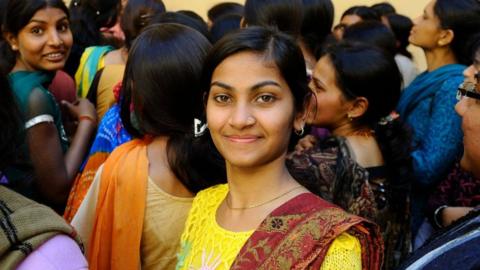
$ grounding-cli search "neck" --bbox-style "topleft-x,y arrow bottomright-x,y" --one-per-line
330,120 -> 371,137
424,47 -> 457,72
226,153 -> 299,209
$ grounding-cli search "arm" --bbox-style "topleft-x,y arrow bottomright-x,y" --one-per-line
411,78 -> 463,188
27,89 -> 96,205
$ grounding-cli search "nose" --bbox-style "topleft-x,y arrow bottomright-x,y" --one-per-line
228,102 -> 256,129
47,30 -> 63,47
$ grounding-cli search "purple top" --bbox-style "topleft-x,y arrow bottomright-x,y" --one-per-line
16,235 -> 88,270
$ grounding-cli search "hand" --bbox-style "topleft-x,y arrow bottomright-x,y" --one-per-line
294,134 -> 317,153
61,98 -> 97,122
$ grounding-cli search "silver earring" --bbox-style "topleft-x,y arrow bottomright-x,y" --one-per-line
295,126 -> 305,136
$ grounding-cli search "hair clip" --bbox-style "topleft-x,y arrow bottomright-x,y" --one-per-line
378,111 -> 399,126
194,118 -> 208,137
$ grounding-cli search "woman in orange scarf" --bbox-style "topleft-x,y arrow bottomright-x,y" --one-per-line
71,23 -> 223,269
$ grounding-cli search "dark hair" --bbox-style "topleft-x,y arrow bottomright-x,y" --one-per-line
203,27 -> 310,152
341,5 -> 380,22
370,2 -> 396,17
64,0 -> 119,75
434,0 -> 480,65
207,2 -> 244,23
301,0 -> 334,59
120,0 -> 165,49
177,10 -> 207,26
0,0 -> 69,72
120,23 -> 216,192
469,33 -> 480,61
210,13 -> 242,43
323,42 -> 412,210
343,21 -> 396,56
150,11 -> 211,41
386,13 -> 413,59
69,0 -> 119,46
0,72 -> 23,171
244,0 -> 303,37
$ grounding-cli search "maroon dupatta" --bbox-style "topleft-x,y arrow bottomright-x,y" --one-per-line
231,193 -> 383,270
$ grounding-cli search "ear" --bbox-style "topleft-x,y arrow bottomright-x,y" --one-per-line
437,29 -> 454,47
240,17 -> 247,28
347,97 -> 369,119
4,32 -> 19,51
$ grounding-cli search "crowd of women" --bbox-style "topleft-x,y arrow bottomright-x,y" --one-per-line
0,0 -> 479,269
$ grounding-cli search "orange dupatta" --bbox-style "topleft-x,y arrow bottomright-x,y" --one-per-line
87,139 -> 149,270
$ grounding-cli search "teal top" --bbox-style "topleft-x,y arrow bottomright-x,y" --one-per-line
5,71 -> 69,200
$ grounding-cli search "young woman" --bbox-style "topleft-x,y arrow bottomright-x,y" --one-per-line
288,42 -> 412,269
1,0 -> 96,211
176,27 -> 382,270
71,23 -> 221,270
396,0 -> 480,237
64,8 -> 215,222
0,70 -> 87,269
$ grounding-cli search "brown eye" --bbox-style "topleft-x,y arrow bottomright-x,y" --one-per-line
31,27 -> 43,35
213,94 -> 231,104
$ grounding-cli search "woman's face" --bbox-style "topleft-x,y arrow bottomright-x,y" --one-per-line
409,0 -> 445,49
7,7 -> 72,72
455,49 -> 480,177
206,51 -> 304,169
307,55 -> 352,130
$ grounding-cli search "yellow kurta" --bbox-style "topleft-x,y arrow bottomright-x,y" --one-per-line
176,184 -> 361,270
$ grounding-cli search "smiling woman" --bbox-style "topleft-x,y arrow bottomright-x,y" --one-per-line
0,0 -> 96,212
176,27 -> 383,270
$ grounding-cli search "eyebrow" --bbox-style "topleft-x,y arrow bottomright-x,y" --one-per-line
210,80 -> 282,92
29,16 -> 68,24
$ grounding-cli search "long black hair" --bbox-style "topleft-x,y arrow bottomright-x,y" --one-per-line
434,0 -> 480,65
0,0 -> 69,72
0,71 -> 23,171
120,23 -> 222,192
323,42 -> 412,210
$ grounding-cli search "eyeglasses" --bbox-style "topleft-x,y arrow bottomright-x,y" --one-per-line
457,81 -> 480,101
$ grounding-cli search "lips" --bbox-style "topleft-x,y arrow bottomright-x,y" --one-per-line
224,135 -> 261,143
43,51 -> 66,61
